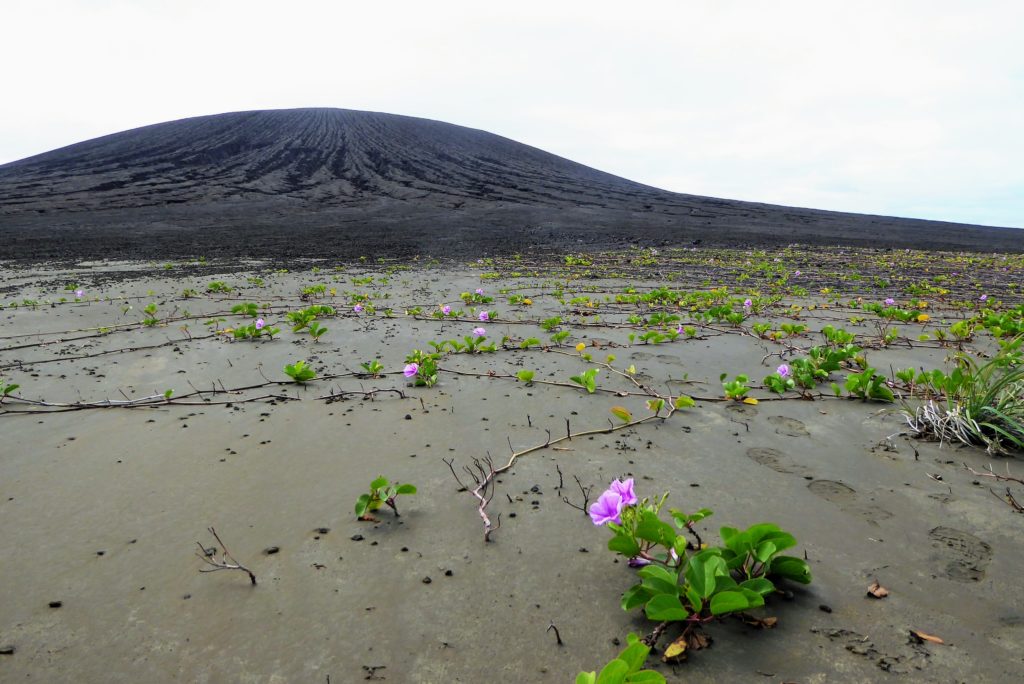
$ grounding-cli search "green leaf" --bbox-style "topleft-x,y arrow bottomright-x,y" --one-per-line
369,476 -> 388,491
354,493 -> 370,517
638,566 -> 679,596
620,584 -> 653,612
596,658 -> 629,684
625,672 -> 666,684
673,395 -> 695,409
616,640 -> 650,673
709,590 -> 754,616
770,555 -> 813,584
754,541 -> 777,564
740,577 -> 776,596
686,551 -> 726,599
684,587 -> 703,613
608,533 -> 641,558
635,509 -> 676,546
644,594 -> 689,622
394,483 -> 417,495
516,369 -> 535,383
576,673 -> 597,684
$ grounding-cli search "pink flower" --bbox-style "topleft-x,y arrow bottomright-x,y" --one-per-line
442,305 -> 451,315
777,364 -> 790,378
743,298 -> 752,309
794,270 -> 801,277
980,294 -> 988,302
676,324 -> 684,334
475,288 -> 484,295
473,327 -> 486,337
589,490 -> 624,526
403,363 -> 418,378
353,304 -> 363,313
74,289 -> 83,299
884,298 -> 895,306
255,318 -> 265,330
608,478 -> 638,506
478,311 -> 489,322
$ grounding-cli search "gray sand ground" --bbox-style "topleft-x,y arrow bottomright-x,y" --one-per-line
1,255 -> 1023,682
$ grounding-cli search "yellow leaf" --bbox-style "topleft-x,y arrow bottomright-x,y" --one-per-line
743,397 -> 759,405
575,342 -> 586,352
610,406 -> 632,422
627,365 -> 636,374
522,298 -> 532,306
662,635 -> 687,661
917,313 -> 930,323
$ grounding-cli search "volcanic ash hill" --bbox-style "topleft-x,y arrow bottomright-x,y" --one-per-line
0,108 -> 1018,258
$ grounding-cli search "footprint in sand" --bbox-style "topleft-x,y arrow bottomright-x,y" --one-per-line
630,351 -> 653,361
727,403 -> 758,418
768,415 -> 810,437
808,479 -> 894,523
929,526 -> 992,582
746,447 -> 814,477
808,479 -> 857,503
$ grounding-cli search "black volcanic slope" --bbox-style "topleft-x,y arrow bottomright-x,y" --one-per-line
0,108 -> 1019,259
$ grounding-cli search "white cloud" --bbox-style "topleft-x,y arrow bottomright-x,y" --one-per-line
1,0 -> 1021,227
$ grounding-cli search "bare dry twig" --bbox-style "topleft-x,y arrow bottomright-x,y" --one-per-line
195,526 -> 257,585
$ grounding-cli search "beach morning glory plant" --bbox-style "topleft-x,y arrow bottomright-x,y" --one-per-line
587,479 -> 812,666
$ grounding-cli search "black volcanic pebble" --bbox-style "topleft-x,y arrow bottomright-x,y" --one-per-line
263,546 -> 280,555
0,645 -> 15,655
350,534 -> 364,541
48,601 -> 62,608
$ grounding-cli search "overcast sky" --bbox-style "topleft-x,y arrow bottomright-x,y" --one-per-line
2,0 -> 1021,228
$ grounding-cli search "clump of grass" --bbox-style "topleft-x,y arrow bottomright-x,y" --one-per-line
907,338 -> 1024,454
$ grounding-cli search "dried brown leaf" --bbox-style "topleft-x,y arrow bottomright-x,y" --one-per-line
867,580 -> 890,598
739,613 -> 778,628
909,629 -> 944,644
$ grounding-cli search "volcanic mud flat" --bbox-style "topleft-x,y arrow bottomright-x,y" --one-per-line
1,247 -> 1023,682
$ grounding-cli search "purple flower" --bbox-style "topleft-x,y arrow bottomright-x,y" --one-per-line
589,490 -> 624,526
980,294 -> 988,302
74,289 -> 83,299
473,326 -> 486,337
794,270 -> 801,277
884,298 -> 895,306
608,478 -> 638,506
442,305 -> 451,315
353,304 -> 363,313
255,318 -> 265,330
743,298 -> 752,309
478,311 -> 489,322
676,324 -> 684,334
628,557 -> 652,568
403,363 -> 419,378
777,364 -> 790,378
475,288 -> 484,295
